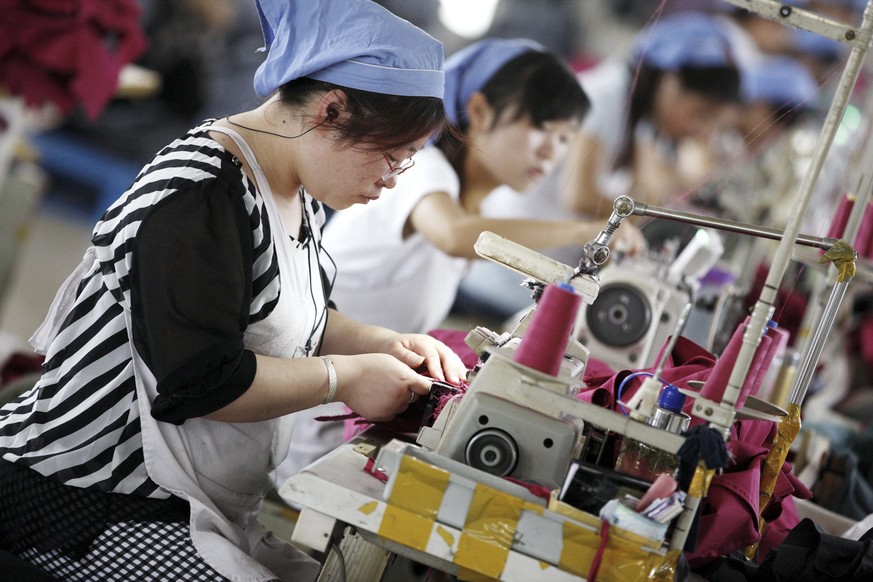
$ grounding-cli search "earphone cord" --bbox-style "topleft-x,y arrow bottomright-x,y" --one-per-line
225,114 -> 330,140
302,192 -> 336,356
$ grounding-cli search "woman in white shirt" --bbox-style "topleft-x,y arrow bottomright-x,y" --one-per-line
323,37 -> 645,334
274,38 -> 646,484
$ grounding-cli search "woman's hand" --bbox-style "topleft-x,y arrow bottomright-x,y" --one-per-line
379,333 -> 468,386
330,353 -> 441,421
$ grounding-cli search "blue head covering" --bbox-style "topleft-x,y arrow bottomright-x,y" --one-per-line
443,38 -> 545,126
742,56 -> 818,109
792,29 -> 846,62
253,0 -> 444,99
632,12 -> 735,69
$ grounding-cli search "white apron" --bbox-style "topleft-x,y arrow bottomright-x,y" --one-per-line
32,126 -> 326,581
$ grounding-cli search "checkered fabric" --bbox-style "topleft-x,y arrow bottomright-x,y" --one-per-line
0,460 -> 189,559
20,521 -> 236,581
0,461 -> 281,580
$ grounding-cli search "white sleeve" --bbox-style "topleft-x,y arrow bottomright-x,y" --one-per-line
377,146 -> 461,236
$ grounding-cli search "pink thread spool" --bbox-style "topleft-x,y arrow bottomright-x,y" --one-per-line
699,316 -> 748,404
826,194 -> 873,259
855,202 -> 873,259
699,316 -> 777,408
514,283 -> 581,376
826,193 -> 853,239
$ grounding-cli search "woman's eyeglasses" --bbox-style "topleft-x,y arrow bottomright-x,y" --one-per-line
346,95 -> 416,181
380,152 -> 415,181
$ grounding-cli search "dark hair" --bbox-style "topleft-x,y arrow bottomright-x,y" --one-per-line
277,77 -> 446,152
437,50 -> 590,179
475,50 -> 589,130
615,62 -> 741,169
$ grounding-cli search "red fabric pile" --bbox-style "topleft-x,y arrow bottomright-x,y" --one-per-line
0,0 -> 147,119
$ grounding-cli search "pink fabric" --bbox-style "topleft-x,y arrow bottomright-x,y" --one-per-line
580,335 -> 810,565
581,335 -> 715,416
0,0 -> 147,119
426,328 -> 479,369
687,420 -> 811,567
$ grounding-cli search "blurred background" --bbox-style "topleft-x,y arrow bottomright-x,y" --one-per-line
0,0 -> 650,344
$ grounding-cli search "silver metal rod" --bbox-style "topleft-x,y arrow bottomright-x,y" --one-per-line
789,280 -> 851,405
719,0 -> 867,47
653,302 -> 693,378
714,0 -> 873,434
794,81 -> 873,359
627,199 -> 839,250
574,196 -> 635,275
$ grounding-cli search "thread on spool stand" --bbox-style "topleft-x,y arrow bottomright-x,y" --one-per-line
514,282 -> 581,376
699,315 -> 776,408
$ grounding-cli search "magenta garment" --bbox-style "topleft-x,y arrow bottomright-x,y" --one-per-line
580,335 -> 811,565
0,0 -> 147,119
580,335 -> 716,415
686,419 -> 812,568
397,328 -> 811,565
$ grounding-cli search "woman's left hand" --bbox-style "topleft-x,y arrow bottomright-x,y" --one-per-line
382,333 -> 467,386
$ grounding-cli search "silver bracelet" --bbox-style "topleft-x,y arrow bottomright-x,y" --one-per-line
320,356 -> 338,405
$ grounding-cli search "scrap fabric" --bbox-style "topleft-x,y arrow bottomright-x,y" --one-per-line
0,0 -> 147,119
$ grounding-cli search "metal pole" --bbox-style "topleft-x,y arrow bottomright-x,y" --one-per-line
790,250 -> 857,406
626,200 -> 839,251
793,70 -> 873,371
714,1 -> 873,436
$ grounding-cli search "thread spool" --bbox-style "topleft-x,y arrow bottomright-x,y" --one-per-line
826,193 -> 873,259
855,202 -> 873,259
699,317 -> 747,403
826,193 -> 853,240
757,322 -> 790,401
514,282 -> 581,376
699,316 -> 776,408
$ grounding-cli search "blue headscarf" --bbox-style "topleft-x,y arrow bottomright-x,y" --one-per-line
443,38 -> 545,126
792,28 -> 846,62
253,0 -> 444,99
742,55 -> 818,109
632,12 -> 735,69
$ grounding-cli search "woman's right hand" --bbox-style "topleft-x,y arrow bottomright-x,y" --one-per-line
331,353 -> 434,421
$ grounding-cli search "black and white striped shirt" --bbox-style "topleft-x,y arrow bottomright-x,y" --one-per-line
0,120 -> 328,499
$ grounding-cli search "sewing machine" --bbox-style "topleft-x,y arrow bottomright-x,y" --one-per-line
280,195 -> 812,581
280,201 -> 701,580
575,226 -> 724,371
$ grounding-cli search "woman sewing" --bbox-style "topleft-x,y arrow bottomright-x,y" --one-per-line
0,1 -> 466,580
